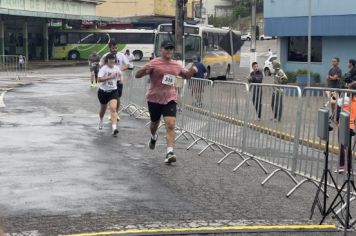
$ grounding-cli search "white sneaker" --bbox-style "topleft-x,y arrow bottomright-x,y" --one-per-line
98,121 -> 103,130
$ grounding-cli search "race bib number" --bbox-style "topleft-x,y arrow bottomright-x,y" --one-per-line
106,80 -> 114,88
91,63 -> 97,67
162,74 -> 176,86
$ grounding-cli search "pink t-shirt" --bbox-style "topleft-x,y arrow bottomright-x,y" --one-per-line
145,58 -> 189,104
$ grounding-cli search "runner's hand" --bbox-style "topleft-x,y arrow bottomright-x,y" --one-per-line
190,66 -> 198,73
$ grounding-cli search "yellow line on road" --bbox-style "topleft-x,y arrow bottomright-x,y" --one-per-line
65,224 -> 337,236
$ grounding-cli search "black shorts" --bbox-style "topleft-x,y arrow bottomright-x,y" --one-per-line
148,101 -> 177,122
117,82 -> 123,98
98,89 -> 118,105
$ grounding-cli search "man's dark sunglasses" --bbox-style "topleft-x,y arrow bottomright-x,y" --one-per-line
164,46 -> 174,50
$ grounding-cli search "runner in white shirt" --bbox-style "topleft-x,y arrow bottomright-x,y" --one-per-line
100,39 -> 130,121
97,53 -> 122,137
124,49 -> 135,68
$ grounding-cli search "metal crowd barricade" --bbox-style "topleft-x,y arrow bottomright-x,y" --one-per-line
196,81 -> 250,159
0,55 -> 27,79
120,66 -> 150,119
175,78 -> 213,150
287,87 -> 356,197
232,84 -> 303,179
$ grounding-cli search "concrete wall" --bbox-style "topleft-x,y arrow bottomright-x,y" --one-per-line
202,0 -> 232,17
96,0 -> 155,18
264,0 -> 356,18
280,36 -> 356,85
97,0 -> 195,18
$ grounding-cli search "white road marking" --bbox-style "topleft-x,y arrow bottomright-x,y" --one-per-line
0,91 -> 6,108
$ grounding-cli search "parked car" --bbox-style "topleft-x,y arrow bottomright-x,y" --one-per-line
263,55 -> 278,76
241,32 -> 251,41
259,34 -> 274,40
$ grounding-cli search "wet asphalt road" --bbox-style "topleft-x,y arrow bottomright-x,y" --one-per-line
0,66 -> 349,236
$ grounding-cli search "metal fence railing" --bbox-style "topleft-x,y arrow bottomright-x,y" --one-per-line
122,66 -> 356,200
0,55 -> 27,79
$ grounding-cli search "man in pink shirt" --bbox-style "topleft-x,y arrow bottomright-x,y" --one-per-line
136,41 -> 198,164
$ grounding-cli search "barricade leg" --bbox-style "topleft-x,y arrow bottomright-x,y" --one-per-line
286,178 -> 327,198
233,155 -> 268,174
198,143 -> 226,156
261,168 -> 298,186
217,150 -> 250,166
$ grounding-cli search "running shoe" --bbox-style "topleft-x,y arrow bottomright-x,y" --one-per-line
149,136 -> 157,150
112,129 -> 119,137
98,121 -> 103,130
164,152 -> 176,164
90,83 -> 95,88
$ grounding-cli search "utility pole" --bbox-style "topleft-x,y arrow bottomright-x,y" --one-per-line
251,0 -> 256,53
175,0 -> 185,61
200,0 -> 203,19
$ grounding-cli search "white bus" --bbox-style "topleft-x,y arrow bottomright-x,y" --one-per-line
50,28 -> 155,61
154,23 -> 241,79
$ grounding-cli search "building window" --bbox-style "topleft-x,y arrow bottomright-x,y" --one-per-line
288,37 -> 322,62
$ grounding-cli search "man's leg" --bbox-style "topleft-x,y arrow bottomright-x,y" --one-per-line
90,68 -> 95,86
147,102 -> 161,150
163,116 -> 176,149
163,116 -> 177,164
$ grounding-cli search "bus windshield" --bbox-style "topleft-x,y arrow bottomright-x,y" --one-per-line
154,33 -> 201,61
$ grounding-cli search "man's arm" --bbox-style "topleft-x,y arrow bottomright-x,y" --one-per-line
135,63 -> 151,78
180,66 -> 198,79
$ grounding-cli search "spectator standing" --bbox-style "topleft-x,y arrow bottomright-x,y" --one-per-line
248,62 -> 264,120
271,60 -> 288,122
326,57 -> 342,118
124,49 -> 135,69
190,56 -> 207,107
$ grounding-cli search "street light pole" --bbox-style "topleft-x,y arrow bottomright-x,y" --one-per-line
250,0 -> 256,53
307,0 -> 312,87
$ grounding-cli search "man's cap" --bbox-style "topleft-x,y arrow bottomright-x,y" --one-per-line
192,55 -> 198,62
161,40 -> 175,48
272,60 -> 281,69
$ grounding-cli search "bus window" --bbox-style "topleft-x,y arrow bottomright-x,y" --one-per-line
97,33 -> 110,44
54,33 -> 67,46
208,33 -> 214,51
80,33 -> 97,44
213,33 -> 219,50
185,35 -> 200,60
68,33 -> 80,44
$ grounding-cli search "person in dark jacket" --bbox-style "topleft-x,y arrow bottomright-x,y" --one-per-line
248,62 -> 264,120
342,59 -> 356,87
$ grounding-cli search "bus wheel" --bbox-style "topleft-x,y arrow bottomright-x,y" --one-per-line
68,51 -> 79,60
133,50 -> 143,61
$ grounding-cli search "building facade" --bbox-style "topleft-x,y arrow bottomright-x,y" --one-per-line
97,0 -> 195,19
0,0 -> 101,60
264,0 -> 356,84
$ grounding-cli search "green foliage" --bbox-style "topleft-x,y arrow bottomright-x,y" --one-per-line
208,0 -> 263,28
285,69 -> 321,84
